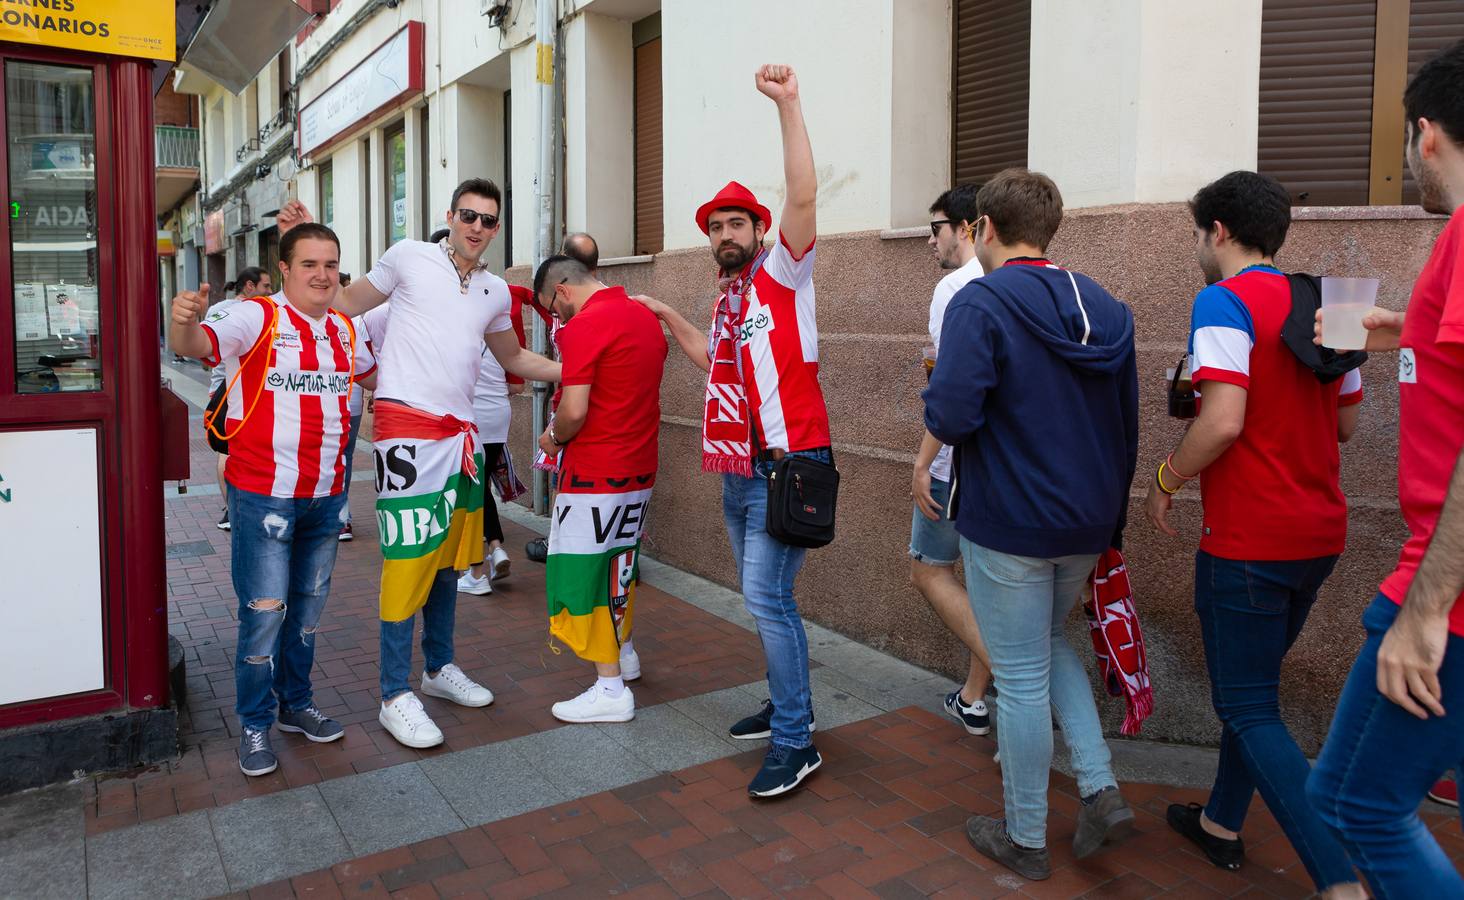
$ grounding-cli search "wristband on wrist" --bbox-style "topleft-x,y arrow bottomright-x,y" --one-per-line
1165,452 -> 1198,482
1156,461 -> 1181,495
549,426 -> 565,447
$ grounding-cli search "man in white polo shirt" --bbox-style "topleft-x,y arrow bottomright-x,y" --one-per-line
277,178 -> 561,748
911,184 -> 994,738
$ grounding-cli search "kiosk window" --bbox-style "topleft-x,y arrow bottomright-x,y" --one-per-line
7,62 -> 100,394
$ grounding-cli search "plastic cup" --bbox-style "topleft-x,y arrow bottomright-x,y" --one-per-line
1320,277 -> 1379,351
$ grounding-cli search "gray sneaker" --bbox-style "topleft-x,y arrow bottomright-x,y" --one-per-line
238,727 -> 278,776
965,815 -> 1050,881
1073,786 -> 1136,858
277,705 -> 345,743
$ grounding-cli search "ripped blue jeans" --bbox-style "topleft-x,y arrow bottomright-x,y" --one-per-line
228,486 -> 347,730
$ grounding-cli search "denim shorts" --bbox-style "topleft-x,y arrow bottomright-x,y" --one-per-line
909,477 -> 960,566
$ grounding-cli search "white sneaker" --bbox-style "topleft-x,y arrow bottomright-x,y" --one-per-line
552,683 -> 635,723
379,692 -> 444,748
490,546 -> 511,581
619,644 -> 641,682
457,572 -> 492,595
422,662 -> 494,707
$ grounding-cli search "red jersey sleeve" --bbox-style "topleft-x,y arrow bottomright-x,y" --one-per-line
556,318 -> 605,387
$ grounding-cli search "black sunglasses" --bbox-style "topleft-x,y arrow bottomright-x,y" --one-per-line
454,208 -> 500,228
929,219 -> 953,237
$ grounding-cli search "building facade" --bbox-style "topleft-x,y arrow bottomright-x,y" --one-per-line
184,0 -> 1462,749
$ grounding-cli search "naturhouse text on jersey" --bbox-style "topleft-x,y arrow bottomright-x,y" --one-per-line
264,368 -> 352,395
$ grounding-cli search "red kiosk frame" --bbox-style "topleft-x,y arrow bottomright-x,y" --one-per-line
0,45 -> 171,781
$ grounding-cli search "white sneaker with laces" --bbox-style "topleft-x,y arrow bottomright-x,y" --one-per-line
379,692 -> 444,748
457,571 -> 492,595
552,683 -> 635,723
619,644 -> 641,682
422,662 -> 494,707
490,546 -> 511,581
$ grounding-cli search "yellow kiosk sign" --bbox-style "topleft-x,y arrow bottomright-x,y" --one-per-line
0,0 -> 174,62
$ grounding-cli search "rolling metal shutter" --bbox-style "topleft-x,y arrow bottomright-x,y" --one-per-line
952,0 -> 1030,188
633,36 -> 663,256
1258,1 -> 1377,206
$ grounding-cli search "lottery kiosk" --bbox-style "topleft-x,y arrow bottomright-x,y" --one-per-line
0,2 -> 182,791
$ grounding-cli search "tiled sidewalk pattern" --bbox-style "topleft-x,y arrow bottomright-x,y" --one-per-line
88,471 -> 772,834
217,707 -> 1464,900
3,369 -> 1457,898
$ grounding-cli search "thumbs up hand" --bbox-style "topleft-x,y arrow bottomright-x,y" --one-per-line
171,282 -> 210,325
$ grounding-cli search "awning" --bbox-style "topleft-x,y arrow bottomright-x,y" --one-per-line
156,0 -> 314,96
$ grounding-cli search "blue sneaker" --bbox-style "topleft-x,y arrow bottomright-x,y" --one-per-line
729,698 -> 816,741
277,705 -> 344,743
238,727 -> 278,777
748,744 -> 822,798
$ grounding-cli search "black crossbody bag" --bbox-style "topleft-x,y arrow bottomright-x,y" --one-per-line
766,452 -> 840,548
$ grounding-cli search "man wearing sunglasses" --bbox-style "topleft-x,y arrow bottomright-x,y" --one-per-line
276,178 -> 562,749
912,184 -> 994,739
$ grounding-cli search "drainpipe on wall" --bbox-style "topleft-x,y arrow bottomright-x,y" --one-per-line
530,0 -> 557,516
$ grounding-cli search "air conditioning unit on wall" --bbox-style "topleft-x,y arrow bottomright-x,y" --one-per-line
225,203 -> 251,235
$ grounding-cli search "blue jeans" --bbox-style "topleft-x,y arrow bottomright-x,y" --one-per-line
722,447 -> 831,750
961,539 -> 1114,849
1194,552 -> 1356,890
228,486 -> 347,730
1307,594 -> 1464,898
379,567 -> 457,700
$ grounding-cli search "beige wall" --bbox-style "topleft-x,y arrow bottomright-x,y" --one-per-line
659,0 -> 949,250
507,205 -> 1444,750
564,12 -> 636,256
1029,0 -> 1262,207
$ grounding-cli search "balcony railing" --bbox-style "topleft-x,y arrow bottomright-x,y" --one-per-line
155,125 -> 199,169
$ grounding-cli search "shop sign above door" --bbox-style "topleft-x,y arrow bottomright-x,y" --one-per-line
0,0 -> 174,62
297,22 -> 424,158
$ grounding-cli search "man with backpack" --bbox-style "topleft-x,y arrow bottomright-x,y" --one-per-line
1144,171 -> 1365,899
169,223 -> 376,776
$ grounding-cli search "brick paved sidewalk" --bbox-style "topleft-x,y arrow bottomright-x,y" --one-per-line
225,706 -> 1462,900
2,379 -> 1454,898
91,474 -> 771,834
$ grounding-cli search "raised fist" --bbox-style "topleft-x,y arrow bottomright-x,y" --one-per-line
755,64 -> 799,103
171,283 -> 211,325
276,199 -> 313,234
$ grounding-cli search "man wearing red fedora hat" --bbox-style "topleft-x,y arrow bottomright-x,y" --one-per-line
638,64 -> 830,798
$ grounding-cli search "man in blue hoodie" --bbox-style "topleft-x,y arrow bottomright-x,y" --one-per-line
923,168 -> 1139,882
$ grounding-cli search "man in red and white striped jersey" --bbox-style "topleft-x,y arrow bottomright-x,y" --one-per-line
170,222 -> 376,778
637,64 -> 831,798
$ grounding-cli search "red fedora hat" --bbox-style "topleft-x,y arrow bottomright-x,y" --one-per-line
695,181 -> 773,235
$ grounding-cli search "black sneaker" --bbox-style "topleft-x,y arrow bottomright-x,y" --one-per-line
238,727 -> 277,776
525,538 -> 548,563
944,691 -> 991,735
1166,802 -> 1244,871
217,508 -> 231,531
748,744 -> 822,798
277,705 -> 345,743
729,699 -> 816,741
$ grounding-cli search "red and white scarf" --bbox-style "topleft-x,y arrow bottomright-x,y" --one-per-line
1085,548 -> 1154,736
701,253 -> 766,476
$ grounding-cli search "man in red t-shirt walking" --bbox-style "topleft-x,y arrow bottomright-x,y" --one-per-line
1144,171 -> 1365,898
533,255 -> 667,722
1306,40 -> 1464,897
